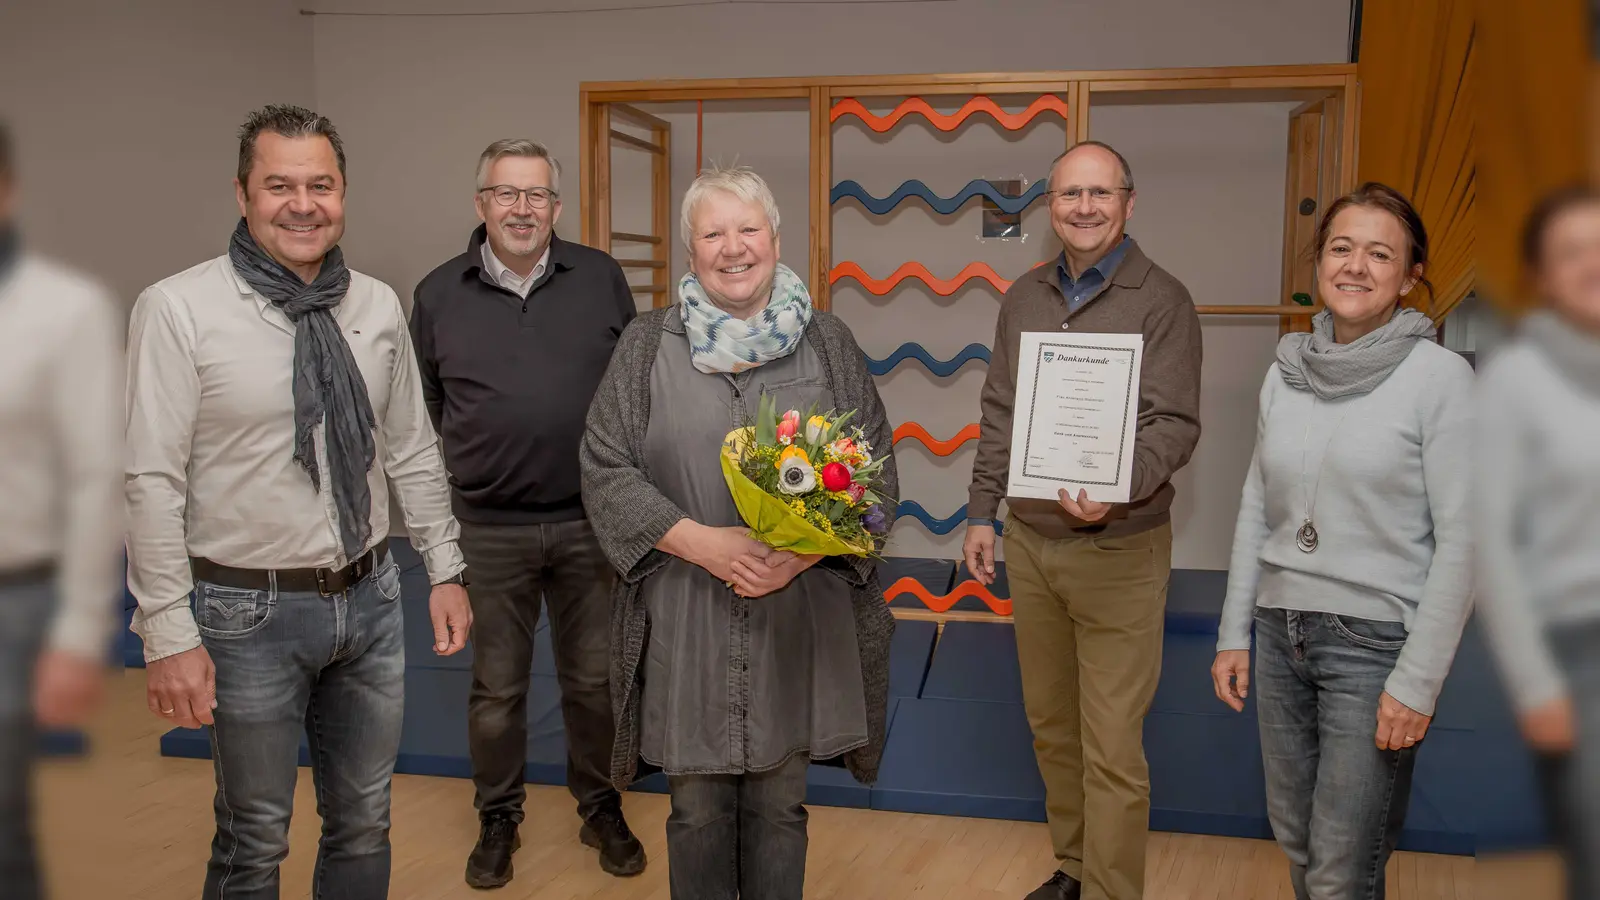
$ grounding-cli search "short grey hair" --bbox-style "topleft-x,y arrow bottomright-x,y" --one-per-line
680,164 -> 781,252
237,104 -> 346,186
1050,140 -> 1134,190
475,139 -> 562,194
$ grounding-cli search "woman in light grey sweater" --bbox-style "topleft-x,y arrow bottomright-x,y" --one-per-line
1475,186 -> 1600,900
1211,183 -> 1475,900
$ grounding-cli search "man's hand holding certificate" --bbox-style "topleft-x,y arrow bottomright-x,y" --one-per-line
1007,331 -> 1143,506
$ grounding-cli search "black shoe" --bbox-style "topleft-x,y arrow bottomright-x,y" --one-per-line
465,814 -> 521,889
1024,871 -> 1083,900
579,806 -> 647,877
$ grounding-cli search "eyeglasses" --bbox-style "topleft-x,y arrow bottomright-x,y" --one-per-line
480,185 -> 558,209
1046,187 -> 1132,205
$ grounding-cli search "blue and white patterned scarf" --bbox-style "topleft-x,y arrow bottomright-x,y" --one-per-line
679,262 -> 814,374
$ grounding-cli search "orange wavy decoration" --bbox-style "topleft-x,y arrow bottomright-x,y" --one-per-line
892,422 -> 981,456
884,577 -> 1013,616
830,95 -> 1070,132
830,260 -> 1049,296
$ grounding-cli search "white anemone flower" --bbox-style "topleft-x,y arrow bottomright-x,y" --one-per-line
778,455 -> 816,495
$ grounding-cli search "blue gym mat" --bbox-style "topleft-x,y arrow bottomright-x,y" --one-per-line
888,619 -> 937,700
144,540 -> 1528,857
919,621 -> 1023,705
870,697 -> 1046,821
38,730 -> 88,757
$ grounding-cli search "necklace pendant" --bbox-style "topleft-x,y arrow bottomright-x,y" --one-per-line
1296,519 -> 1319,553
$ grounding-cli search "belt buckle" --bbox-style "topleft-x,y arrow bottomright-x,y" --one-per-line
316,567 -> 333,597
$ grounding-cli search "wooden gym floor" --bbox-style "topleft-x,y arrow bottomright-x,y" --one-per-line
32,671 -> 1543,899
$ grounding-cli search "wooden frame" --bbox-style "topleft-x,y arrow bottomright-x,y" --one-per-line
579,66 -> 1359,624
581,64 -> 1358,315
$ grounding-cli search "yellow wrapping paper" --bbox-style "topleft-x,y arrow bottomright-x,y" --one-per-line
719,427 -> 873,557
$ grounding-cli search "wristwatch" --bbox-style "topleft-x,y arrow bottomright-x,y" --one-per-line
439,568 -> 470,588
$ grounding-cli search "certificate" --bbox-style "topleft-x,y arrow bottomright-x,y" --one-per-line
1007,331 -> 1143,504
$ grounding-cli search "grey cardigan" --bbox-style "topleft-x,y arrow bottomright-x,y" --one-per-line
579,306 -> 900,790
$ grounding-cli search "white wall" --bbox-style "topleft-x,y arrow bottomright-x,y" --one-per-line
309,0 -> 1349,570
0,0 -> 315,307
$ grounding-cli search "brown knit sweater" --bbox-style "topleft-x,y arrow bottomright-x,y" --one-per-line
968,238 -> 1203,539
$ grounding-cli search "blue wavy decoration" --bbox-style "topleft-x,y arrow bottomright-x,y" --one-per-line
830,178 -> 1047,215
865,342 -> 991,377
895,501 -> 1004,536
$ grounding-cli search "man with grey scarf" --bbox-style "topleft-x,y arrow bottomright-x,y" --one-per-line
124,104 -> 472,900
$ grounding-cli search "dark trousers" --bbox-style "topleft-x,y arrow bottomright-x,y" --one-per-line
0,579 -> 51,900
459,518 -> 619,824
666,755 -> 810,900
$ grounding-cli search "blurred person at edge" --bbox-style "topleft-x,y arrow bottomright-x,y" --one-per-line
0,118 -> 127,900
1476,185 -> 1600,900
123,105 -> 472,900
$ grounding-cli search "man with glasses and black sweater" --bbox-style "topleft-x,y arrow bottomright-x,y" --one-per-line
410,139 -> 643,889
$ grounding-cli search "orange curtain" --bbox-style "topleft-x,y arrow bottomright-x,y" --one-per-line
1472,0 -> 1591,314
1355,0 -> 1475,321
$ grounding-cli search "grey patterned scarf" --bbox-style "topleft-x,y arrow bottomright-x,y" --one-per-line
679,262 -> 814,374
1276,307 -> 1437,399
228,217 -> 376,560
1523,310 -> 1600,398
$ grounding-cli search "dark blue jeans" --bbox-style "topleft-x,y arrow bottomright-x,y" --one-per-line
665,755 -> 809,900
196,557 -> 405,900
1254,608 -> 1418,900
0,579 -> 52,900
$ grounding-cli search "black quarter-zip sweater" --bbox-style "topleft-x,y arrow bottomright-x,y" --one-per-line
410,225 -> 637,524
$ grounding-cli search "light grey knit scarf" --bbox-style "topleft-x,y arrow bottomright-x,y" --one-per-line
1523,310 -> 1600,399
1276,307 -> 1437,399
228,217 -> 377,561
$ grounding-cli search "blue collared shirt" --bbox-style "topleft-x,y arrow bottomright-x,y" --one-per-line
1056,235 -> 1130,314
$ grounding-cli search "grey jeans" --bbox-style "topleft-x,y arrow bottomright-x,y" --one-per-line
0,578 -> 52,900
665,755 -> 809,900
1541,619 -> 1600,900
197,555 -> 406,900
1254,608 -> 1418,900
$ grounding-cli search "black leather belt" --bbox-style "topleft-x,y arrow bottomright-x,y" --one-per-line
189,545 -> 389,596
0,561 -> 54,590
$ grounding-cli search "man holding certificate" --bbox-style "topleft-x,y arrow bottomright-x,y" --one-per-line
964,141 -> 1202,900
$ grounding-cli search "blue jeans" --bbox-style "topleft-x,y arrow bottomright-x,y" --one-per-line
1254,609 -> 1418,900
0,579 -> 52,900
665,755 -> 809,900
196,557 -> 406,900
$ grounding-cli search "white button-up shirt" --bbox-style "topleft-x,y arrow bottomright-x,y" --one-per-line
480,240 -> 549,299
124,255 -> 465,662
0,255 -> 126,660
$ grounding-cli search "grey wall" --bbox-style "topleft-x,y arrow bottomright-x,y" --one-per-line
2,0 -> 1352,571
0,0 -> 315,306
308,0 -> 1347,569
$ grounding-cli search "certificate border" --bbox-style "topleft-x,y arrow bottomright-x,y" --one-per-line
1020,340 -> 1137,488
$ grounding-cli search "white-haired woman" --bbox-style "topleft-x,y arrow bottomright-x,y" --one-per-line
580,165 -> 898,899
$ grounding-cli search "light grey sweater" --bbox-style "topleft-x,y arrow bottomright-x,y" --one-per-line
1218,341 -> 1475,716
1474,321 -> 1600,713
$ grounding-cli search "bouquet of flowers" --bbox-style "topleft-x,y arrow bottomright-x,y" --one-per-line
719,393 -> 892,557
